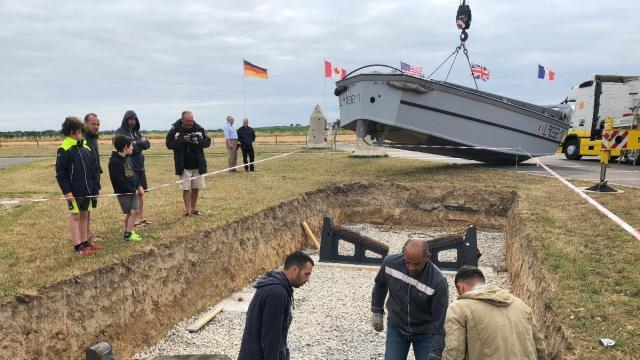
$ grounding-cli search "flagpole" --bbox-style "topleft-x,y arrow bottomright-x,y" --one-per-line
323,76 -> 327,111
243,68 -> 247,119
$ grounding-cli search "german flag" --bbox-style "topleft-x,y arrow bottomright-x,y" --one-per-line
243,59 -> 268,79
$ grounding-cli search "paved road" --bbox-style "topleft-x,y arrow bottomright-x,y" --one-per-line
502,155 -> 640,188
0,157 -> 41,170
339,145 -> 640,188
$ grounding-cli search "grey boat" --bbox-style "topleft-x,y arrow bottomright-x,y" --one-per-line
335,70 -> 569,163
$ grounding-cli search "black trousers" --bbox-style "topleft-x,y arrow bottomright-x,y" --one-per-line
241,144 -> 255,171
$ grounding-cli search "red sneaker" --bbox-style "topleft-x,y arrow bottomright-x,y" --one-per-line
86,241 -> 102,251
75,243 -> 97,256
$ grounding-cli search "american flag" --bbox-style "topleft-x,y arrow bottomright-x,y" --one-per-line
400,61 -> 423,77
471,64 -> 490,81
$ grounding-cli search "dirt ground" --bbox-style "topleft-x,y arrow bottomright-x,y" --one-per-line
1,182 -> 540,360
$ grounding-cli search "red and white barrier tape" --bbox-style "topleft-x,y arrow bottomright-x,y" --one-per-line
6,144 -> 639,243
384,145 -> 521,151
519,147 -> 640,241
0,148 -> 305,206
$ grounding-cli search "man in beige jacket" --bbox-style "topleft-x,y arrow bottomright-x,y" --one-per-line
443,266 -> 546,360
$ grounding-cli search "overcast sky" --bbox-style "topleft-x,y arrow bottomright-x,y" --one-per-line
1,0 -> 638,131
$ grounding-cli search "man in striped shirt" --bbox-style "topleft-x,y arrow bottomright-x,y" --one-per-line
371,239 -> 449,360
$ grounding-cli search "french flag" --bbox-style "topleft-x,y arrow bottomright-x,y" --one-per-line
538,65 -> 555,80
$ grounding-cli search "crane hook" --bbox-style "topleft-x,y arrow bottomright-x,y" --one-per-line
456,0 -> 472,42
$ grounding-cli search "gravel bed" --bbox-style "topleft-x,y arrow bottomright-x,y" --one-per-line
135,226 -> 508,360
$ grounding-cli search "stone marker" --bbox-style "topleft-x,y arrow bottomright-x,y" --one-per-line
307,105 -> 328,148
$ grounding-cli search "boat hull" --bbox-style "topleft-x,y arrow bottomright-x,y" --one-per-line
336,74 -> 569,163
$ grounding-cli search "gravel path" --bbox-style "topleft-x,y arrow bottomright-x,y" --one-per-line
0,157 -> 41,169
135,226 -> 508,360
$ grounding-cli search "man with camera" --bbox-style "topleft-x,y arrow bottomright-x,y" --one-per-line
166,111 -> 212,217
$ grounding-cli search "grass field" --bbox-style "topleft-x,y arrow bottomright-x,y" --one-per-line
1,144 -> 639,358
0,133 -> 356,158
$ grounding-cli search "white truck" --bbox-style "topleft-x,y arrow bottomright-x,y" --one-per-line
556,75 -> 640,163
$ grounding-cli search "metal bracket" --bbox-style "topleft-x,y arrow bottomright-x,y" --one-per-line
86,342 -> 115,360
428,225 -> 480,271
319,217 -> 389,265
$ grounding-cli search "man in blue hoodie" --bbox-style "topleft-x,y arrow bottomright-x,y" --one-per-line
116,110 -> 151,225
372,239 -> 449,360
238,251 -> 314,360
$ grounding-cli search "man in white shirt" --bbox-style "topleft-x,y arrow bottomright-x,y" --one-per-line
224,116 -> 239,173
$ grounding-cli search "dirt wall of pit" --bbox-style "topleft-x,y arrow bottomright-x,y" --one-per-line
0,181 -> 567,359
506,198 -> 572,359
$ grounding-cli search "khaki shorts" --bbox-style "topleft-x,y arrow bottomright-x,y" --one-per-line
179,169 -> 205,191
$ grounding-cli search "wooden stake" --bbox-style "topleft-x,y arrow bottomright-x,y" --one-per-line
302,221 -> 320,249
186,306 -> 224,333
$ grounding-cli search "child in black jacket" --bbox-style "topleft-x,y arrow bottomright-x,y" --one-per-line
108,135 -> 144,241
55,116 -> 100,256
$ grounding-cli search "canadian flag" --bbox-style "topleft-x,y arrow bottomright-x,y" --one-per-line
324,60 -> 347,79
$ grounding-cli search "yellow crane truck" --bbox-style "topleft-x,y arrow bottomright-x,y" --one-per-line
556,75 -> 640,164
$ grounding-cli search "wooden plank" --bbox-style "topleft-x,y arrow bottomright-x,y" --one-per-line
302,221 -> 321,249
186,306 -> 224,333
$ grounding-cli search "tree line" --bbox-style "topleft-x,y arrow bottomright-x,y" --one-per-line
0,125 -> 310,139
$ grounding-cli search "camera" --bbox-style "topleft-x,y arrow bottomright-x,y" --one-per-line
188,132 -> 200,144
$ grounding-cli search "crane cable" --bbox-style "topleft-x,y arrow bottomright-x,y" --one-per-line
427,0 -> 479,90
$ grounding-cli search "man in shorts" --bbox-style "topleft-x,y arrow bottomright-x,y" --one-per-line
108,135 -> 144,241
166,110 -> 212,217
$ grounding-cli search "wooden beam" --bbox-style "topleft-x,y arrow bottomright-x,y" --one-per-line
302,221 -> 321,249
186,306 -> 224,333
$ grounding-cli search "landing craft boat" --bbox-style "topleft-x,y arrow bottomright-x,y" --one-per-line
335,69 -> 570,163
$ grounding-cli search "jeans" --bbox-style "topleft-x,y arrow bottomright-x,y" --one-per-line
385,321 -> 433,360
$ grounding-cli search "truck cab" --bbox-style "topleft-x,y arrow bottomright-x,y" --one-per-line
557,75 -> 639,160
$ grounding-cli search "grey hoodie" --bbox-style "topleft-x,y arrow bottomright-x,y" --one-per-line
115,110 -> 150,171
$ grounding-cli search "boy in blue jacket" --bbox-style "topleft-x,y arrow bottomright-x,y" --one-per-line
55,117 -> 100,256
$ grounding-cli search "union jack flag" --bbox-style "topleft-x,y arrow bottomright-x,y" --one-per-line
471,64 -> 490,81
401,61 -> 423,77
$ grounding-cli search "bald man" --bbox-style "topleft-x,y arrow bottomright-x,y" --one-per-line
371,239 -> 449,360
237,118 -> 256,172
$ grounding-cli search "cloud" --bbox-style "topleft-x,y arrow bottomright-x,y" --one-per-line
0,0 -> 638,131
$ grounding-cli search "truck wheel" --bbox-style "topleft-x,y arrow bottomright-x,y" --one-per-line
564,139 -> 582,160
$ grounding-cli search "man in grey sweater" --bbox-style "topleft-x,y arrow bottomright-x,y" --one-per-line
371,239 -> 449,360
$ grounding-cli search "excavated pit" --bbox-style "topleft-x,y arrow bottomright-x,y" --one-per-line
0,181 -> 571,359
134,225 -> 510,360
